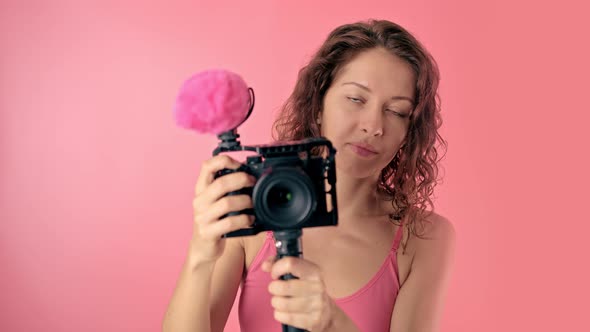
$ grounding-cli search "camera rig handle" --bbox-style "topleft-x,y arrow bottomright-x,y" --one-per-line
273,229 -> 308,332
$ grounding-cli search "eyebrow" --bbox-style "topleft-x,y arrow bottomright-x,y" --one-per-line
342,82 -> 415,105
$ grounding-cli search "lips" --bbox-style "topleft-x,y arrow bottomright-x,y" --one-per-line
348,142 -> 378,157
350,142 -> 378,153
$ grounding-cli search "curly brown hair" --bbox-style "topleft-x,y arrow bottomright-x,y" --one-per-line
272,19 -> 447,253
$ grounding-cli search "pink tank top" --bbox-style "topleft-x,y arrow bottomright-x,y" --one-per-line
238,225 -> 404,332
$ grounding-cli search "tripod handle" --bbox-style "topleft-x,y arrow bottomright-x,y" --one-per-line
273,230 -> 308,332
277,259 -> 307,332
278,272 -> 307,332
282,324 -> 306,332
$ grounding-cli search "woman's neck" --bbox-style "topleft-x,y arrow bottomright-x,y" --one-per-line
332,170 -> 390,221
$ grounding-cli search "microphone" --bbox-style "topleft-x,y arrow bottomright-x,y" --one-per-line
173,69 -> 254,135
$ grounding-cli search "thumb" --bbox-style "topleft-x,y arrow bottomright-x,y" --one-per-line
261,255 -> 276,272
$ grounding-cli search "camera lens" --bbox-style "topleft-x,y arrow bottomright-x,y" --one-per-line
267,186 -> 294,207
253,167 -> 317,228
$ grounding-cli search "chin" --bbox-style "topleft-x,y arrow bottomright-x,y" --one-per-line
335,155 -> 382,179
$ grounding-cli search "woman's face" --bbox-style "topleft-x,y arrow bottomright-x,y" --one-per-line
320,47 -> 416,179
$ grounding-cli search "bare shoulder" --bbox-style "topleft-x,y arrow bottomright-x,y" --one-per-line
390,211 -> 456,330
408,210 -> 456,279
411,211 -> 456,248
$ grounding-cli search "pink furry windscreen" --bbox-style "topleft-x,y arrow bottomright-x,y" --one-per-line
174,69 -> 251,134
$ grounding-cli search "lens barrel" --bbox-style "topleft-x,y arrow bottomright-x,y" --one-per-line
253,167 -> 316,228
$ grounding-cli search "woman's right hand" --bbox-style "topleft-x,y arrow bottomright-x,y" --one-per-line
189,155 -> 256,264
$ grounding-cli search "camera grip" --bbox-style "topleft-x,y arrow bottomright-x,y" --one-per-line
215,166 -> 254,219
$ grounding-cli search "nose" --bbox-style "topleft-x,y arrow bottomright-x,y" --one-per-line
360,108 -> 384,137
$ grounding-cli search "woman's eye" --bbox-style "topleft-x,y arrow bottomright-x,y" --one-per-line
386,109 -> 409,118
347,97 -> 363,103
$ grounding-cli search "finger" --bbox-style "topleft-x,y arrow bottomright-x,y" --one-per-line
273,311 -> 319,331
268,279 -> 325,297
200,194 -> 253,223
195,155 -> 242,196
271,294 -> 322,313
261,255 -> 277,272
200,214 -> 255,238
198,172 -> 255,207
270,256 -> 322,281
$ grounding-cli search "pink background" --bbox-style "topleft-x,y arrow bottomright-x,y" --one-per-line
1,0 -> 589,331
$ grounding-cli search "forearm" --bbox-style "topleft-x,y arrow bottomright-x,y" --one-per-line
325,302 -> 362,332
162,254 -> 216,332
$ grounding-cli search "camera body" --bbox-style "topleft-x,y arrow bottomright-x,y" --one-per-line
214,136 -> 338,237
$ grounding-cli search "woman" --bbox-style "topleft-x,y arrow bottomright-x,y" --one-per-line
163,19 -> 455,332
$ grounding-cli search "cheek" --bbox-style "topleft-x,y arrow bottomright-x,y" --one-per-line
320,117 -> 351,146
387,120 -> 409,141
382,149 -> 399,166
320,95 -> 353,130
382,123 -> 409,156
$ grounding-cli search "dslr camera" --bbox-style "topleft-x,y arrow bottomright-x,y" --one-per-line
213,131 -> 338,238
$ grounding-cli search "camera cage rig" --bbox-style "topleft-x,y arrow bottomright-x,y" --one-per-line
210,87 -> 338,232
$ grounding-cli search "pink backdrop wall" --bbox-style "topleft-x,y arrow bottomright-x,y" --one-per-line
1,0 -> 588,331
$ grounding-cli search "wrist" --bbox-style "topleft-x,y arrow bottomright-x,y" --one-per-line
185,247 -> 217,272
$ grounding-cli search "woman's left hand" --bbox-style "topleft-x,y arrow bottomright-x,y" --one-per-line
261,255 -> 336,331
